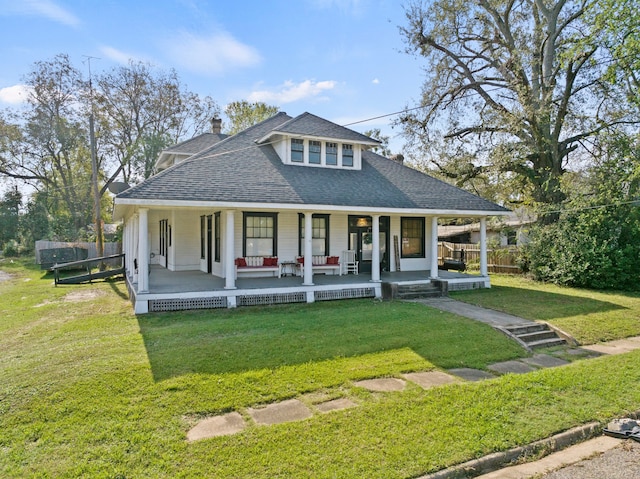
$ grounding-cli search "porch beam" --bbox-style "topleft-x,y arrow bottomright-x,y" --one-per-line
371,214 -> 381,282
224,210 -> 236,289
138,208 -> 149,293
430,216 -> 439,279
303,212 -> 314,285
480,217 -> 488,276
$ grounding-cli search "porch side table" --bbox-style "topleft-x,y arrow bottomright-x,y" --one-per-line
280,261 -> 299,277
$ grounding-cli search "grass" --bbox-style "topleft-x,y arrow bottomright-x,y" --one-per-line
451,274 -> 640,344
2,259 -> 640,478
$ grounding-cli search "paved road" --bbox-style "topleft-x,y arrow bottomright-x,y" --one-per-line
539,440 -> 640,479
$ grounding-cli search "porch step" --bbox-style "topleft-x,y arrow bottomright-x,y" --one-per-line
384,282 -> 444,300
504,324 -> 566,349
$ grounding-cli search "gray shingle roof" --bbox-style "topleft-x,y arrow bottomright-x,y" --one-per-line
260,112 -> 379,144
163,132 -> 229,155
117,112 -> 507,214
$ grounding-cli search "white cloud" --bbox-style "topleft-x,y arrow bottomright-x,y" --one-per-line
164,31 -> 262,75
248,80 -> 337,104
0,0 -> 80,27
372,78 -> 380,84
0,84 -> 32,104
99,46 -> 144,65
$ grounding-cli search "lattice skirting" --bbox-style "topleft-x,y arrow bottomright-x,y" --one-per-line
447,282 -> 485,291
315,287 -> 375,301
237,292 -> 306,306
149,296 -> 228,312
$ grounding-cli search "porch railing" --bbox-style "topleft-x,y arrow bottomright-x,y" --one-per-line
438,241 -> 522,274
52,254 -> 126,285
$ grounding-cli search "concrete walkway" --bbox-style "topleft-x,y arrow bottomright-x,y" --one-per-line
414,297 -> 537,329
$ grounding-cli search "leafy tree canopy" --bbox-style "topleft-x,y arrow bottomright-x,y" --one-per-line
224,101 -> 279,135
399,0 -> 639,215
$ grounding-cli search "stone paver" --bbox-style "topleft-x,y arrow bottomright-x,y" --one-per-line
354,377 -> 406,392
187,412 -> 245,441
522,354 -> 570,368
449,367 -> 496,381
315,398 -> 358,413
403,371 -> 459,389
248,399 -> 312,425
487,360 -> 538,375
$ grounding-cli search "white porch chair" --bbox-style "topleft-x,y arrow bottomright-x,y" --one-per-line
342,250 -> 359,275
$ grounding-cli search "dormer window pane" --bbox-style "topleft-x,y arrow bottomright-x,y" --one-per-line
342,144 -> 354,167
309,140 -> 321,164
326,142 -> 338,165
291,138 -> 304,162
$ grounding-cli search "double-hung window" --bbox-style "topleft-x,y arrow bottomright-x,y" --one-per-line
326,142 -> 338,165
244,213 -> 277,257
309,140 -> 321,164
291,138 -> 304,162
298,214 -> 329,256
401,217 -> 425,258
342,144 -> 354,167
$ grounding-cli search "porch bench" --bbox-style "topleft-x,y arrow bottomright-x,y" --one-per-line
235,256 -> 281,279
297,255 -> 342,276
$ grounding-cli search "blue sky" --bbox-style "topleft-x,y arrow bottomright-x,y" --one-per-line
0,0 -> 426,153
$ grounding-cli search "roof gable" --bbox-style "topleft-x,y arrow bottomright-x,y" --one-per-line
257,112 -> 379,145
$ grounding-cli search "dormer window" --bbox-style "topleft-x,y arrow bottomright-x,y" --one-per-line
342,144 -> 354,167
326,143 -> 338,165
291,138 -> 304,162
309,140 -> 321,164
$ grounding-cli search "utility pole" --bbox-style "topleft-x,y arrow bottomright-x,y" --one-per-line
83,55 -> 104,261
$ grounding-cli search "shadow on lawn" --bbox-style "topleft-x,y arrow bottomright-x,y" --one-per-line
453,284 -> 628,321
136,300 -> 531,382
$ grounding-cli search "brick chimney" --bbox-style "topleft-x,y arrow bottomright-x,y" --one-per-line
210,118 -> 222,134
390,154 -> 404,165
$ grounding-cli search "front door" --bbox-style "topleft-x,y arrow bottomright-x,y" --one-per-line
348,216 -> 390,273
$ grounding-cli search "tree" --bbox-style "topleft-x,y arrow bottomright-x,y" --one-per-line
364,128 -> 393,157
0,55 -> 94,234
94,61 -> 221,183
224,101 -> 279,135
0,187 -> 22,248
521,132 -> 640,289
589,0 -> 640,107
399,0 -> 636,216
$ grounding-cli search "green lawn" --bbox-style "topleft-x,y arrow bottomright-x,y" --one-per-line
2,259 -> 640,478
451,274 -> 640,344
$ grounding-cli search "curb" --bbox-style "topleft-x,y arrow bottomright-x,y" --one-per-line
419,422 -> 602,479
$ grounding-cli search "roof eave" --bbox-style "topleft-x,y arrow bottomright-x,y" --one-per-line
113,197 -> 509,219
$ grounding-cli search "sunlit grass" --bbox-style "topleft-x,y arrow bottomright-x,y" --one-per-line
2,259 -> 640,477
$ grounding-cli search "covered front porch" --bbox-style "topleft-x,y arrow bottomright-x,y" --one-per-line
127,265 -> 488,313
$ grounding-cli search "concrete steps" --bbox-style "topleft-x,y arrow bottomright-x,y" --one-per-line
382,282 -> 444,300
504,323 -> 567,349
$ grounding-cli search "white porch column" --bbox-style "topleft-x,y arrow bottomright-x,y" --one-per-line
137,208 -> 149,293
480,217 -> 488,277
224,210 -> 236,289
303,212 -> 314,286
125,217 -> 132,275
371,214 -> 381,282
430,216 -> 439,279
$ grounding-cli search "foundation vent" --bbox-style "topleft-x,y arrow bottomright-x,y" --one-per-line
315,287 -> 375,301
237,292 -> 306,306
149,296 -> 228,312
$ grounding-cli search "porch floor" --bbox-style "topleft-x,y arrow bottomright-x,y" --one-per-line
141,265 -> 476,294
